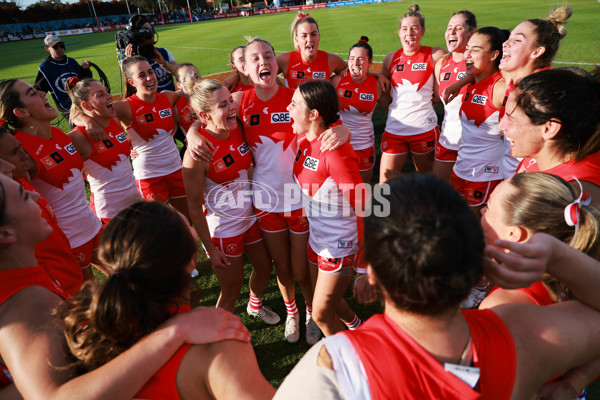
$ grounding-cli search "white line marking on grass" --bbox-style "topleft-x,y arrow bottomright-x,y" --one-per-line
553,61 -> 597,66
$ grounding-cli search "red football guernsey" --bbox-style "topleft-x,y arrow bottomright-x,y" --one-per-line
286,49 -> 331,89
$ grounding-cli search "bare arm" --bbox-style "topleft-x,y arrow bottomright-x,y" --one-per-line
153,48 -> 178,76
0,287 -> 249,400
328,53 -> 347,76
442,73 -> 474,104
478,287 -> 537,309
377,52 -> 394,110
486,234 -> 600,398
432,57 -> 444,103
224,73 -> 240,92
70,110 -> 107,142
276,52 -> 290,76
68,129 -> 93,160
492,78 -> 507,110
181,152 -> 230,269
204,341 -> 274,399
536,358 -> 600,400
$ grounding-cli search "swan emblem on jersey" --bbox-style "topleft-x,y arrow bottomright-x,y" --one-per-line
133,127 -> 172,142
249,130 -> 296,152
459,110 -> 500,129
394,79 -> 430,98
263,107 -> 269,114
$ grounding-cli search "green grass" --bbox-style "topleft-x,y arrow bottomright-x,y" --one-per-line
7,0 -> 600,394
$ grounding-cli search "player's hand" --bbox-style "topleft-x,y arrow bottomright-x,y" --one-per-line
535,379 -> 580,400
354,274 -> 377,305
84,117 -> 108,141
187,122 -> 215,162
377,73 -> 390,94
81,59 -> 90,69
484,233 -> 556,290
209,248 -> 231,269
168,307 -> 250,343
319,123 -> 350,152
125,44 -> 133,58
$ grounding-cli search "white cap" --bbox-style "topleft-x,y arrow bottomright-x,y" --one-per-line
44,34 -> 62,47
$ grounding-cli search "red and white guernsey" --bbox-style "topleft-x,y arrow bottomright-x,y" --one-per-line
174,95 -> 198,134
454,72 -> 517,182
133,306 -> 191,400
286,49 -> 331,89
17,178 -> 83,296
14,128 -> 102,248
437,56 -> 467,151
293,137 -> 363,259
517,152 -> 600,186
231,80 -> 254,94
78,119 -> 141,220
125,93 -> 181,180
386,46 -> 437,136
328,310 -> 516,399
240,86 -> 302,213
336,74 -> 378,151
202,126 -> 255,238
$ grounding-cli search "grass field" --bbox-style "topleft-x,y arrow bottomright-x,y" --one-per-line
4,0 -> 600,394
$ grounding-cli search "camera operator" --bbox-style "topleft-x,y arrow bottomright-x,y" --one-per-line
123,14 -> 177,92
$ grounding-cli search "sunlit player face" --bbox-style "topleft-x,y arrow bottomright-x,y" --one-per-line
127,61 -> 157,95
348,47 -> 371,81
287,89 -> 311,135
498,90 -> 545,159
244,41 -> 278,90
445,14 -> 472,53
204,87 -> 237,132
294,22 -> 320,59
399,16 -> 424,53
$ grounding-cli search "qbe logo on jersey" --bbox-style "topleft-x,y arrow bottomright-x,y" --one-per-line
471,94 -> 487,105
303,156 -> 319,171
238,142 -> 250,156
457,72 -> 467,80
116,132 -> 128,143
360,93 -> 374,101
64,143 -> 77,155
312,71 -> 326,80
412,63 -> 427,71
159,108 -> 173,118
271,112 -> 290,123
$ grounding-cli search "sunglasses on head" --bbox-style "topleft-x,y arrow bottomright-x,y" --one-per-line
52,42 -> 65,50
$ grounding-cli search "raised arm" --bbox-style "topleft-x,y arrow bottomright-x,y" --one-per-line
486,234 -> 600,398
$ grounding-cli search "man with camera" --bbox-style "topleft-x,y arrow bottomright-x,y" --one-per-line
120,14 -> 177,92
35,33 -> 92,125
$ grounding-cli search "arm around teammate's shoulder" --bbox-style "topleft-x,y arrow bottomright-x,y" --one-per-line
178,340 -> 274,400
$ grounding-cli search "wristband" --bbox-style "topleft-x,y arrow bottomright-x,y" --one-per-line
356,267 -> 367,274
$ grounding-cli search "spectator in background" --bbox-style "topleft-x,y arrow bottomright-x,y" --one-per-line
35,33 -> 91,126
